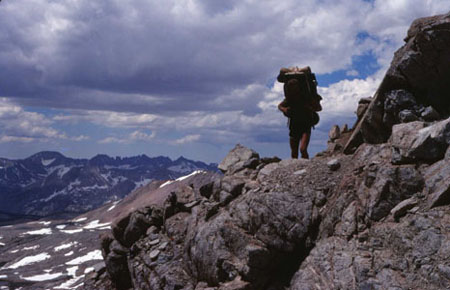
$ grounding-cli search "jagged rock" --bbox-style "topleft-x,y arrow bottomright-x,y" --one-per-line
424,157 -> 450,208
356,98 -> 372,120
123,211 -> 152,247
399,109 -> 419,122
390,197 -> 418,220
218,144 -> 259,174
257,162 -> 280,180
383,89 -> 423,128
345,12 -> 450,153
329,125 -> 341,141
390,118 -> 450,164
363,164 -> 424,221
341,124 -> 349,133
422,106 -> 441,121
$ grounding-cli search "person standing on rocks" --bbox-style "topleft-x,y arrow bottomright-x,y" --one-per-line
277,66 -> 322,159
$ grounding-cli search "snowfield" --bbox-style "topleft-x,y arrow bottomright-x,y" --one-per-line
24,228 -> 52,235
20,272 -> 63,281
65,250 -> 102,265
6,253 -> 51,269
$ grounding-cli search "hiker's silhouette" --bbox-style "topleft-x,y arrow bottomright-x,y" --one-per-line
277,67 -> 322,159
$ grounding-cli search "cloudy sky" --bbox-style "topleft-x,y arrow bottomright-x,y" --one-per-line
1,0 -> 449,163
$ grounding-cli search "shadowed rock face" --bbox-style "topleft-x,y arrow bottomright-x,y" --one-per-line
345,12 -> 450,153
82,13 -> 450,290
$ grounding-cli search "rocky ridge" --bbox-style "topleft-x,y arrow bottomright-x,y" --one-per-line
83,12 -> 450,290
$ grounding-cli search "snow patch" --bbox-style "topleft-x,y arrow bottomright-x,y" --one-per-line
159,180 -> 174,188
177,170 -> 205,181
5,252 -> 51,269
80,184 -> 108,191
57,166 -> 72,178
60,229 -> 83,234
0,242 -> 4,246
24,228 -> 52,235
38,221 -> 51,225
10,249 -> 19,253
41,158 -> 55,166
97,226 -> 111,230
83,220 -> 110,229
55,242 -> 77,252
23,245 -> 40,250
0,275 -> 6,279
159,170 -> 205,188
65,250 -> 102,265
67,266 -> 78,277
84,267 -> 94,274
72,217 -> 87,222
42,188 -> 68,202
56,225 -> 67,229
64,251 -> 74,256
20,272 -> 63,281
107,201 -> 120,212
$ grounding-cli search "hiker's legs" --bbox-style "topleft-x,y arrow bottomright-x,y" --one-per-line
289,137 -> 300,159
300,132 -> 310,159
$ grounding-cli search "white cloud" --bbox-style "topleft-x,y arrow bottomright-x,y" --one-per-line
130,130 -> 156,141
172,134 -> 201,145
0,98 -> 86,143
0,0 -> 448,159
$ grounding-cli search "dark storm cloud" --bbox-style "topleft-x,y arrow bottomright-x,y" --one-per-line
0,0 -> 377,114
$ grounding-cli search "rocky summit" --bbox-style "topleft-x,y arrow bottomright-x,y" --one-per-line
78,12 -> 450,290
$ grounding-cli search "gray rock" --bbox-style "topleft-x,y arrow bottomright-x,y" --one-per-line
149,239 -> 160,246
329,125 -> 341,141
150,249 -> 160,260
390,118 -> 450,164
327,159 -> 340,171
356,102 -> 370,120
293,169 -> 307,175
424,158 -> 450,208
390,197 -> 418,220
257,162 -> 280,180
344,12 -> 450,153
421,106 -> 441,121
399,109 -> 419,123
218,144 -> 259,174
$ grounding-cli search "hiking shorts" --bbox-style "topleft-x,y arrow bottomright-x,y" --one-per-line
289,118 -> 311,140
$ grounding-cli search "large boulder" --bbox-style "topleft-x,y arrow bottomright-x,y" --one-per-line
390,117 -> 450,164
218,144 -> 260,174
345,12 -> 450,153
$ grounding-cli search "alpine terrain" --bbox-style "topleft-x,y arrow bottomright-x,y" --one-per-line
0,11 -> 449,290
0,152 -> 217,224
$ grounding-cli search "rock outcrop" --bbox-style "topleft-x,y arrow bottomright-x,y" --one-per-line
345,11 -> 450,153
83,12 -> 450,290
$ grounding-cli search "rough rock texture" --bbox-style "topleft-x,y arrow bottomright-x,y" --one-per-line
83,13 -> 450,290
345,12 -> 450,153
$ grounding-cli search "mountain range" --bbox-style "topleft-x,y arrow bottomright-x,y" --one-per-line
0,151 -> 217,224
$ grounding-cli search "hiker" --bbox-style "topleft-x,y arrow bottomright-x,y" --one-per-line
277,66 -> 322,159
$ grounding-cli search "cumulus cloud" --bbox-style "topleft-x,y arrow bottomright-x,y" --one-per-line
172,134 -> 201,145
98,130 -> 155,144
3,0 -> 445,115
0,98 -> 86,143
1,0 -> 448,159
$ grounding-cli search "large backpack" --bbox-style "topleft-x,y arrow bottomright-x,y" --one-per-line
277,66 -> 319,102
277,66 -> 322,127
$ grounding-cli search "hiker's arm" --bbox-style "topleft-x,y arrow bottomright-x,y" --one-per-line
278,99 -> 290,114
